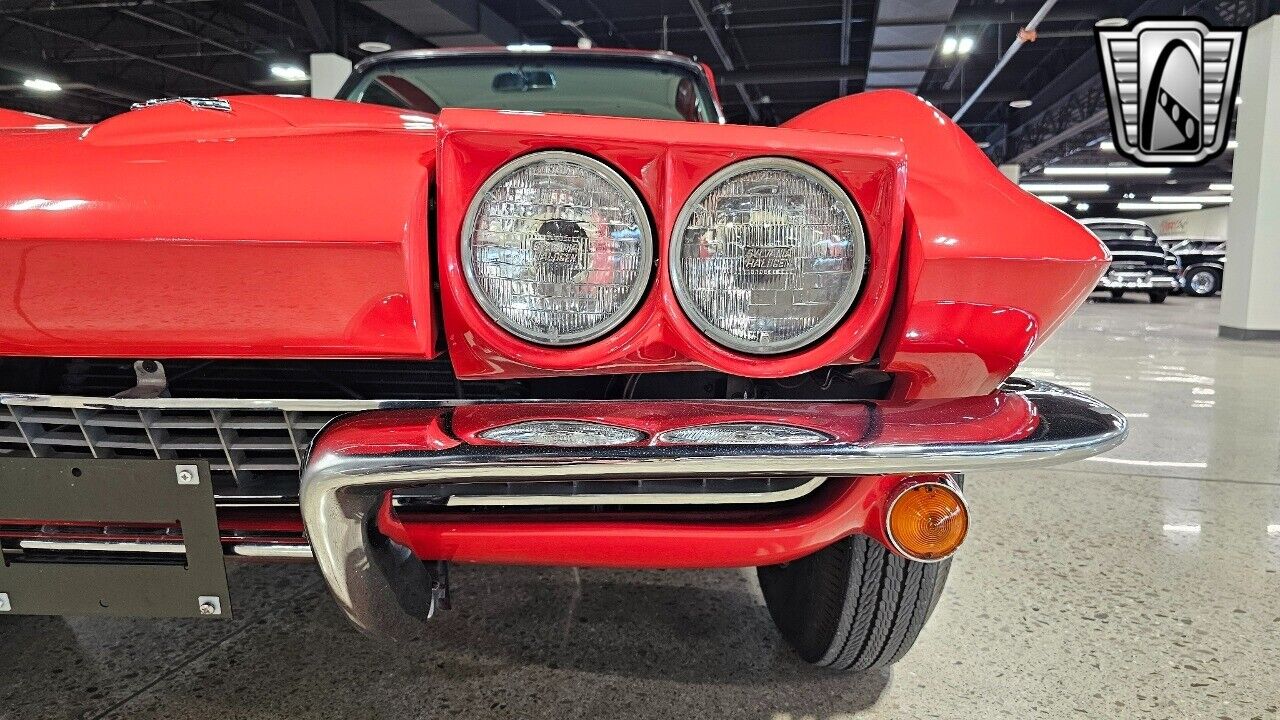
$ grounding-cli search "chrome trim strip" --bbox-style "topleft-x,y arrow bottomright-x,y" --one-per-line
354,47 -> 703,76
230,543 -> 314,559
0,394 -> 391,411
298,379 -> 1126,638
442,476 -> 828,507
18,539 -> 185,554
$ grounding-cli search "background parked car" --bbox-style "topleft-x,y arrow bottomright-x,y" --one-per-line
1080,218 -> 1181,303
1164,236 -> 1227,296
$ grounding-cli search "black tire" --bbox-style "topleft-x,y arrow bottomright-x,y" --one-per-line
1149,291 -> 1168,303
758,535 -> 951,672
1109,289 -> 1125,300
1185,268 -> 1221,297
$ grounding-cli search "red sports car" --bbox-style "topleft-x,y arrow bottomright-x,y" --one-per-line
0,47 -> 1124,672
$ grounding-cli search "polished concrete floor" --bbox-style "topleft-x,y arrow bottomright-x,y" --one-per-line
3,295 -> 1279,720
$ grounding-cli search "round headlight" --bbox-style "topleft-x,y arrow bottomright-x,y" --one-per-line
462,151 -> 653,346
669,158 -> 867,354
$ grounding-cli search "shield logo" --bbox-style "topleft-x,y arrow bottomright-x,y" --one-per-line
1096,18 -> 1245,165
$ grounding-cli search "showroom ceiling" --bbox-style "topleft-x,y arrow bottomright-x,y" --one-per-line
0,0 -> 1274,216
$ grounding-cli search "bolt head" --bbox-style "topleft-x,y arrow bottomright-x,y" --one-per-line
197,595 -> 221,616
175,464 -> 199,485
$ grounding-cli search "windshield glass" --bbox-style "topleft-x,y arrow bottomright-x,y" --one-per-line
343,55 -> 718,122
1087,224 -> 1158,245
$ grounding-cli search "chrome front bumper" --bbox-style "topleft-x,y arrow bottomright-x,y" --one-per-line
1097,273 -> 1180,290
299,379 -> 1126,638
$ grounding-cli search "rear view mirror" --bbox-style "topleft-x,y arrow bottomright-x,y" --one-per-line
492,70 -> 557,92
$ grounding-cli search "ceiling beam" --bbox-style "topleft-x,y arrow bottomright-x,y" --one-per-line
4,15 -> 255,93
688,0 -> 759,122
116,8 -> 262,63
838,0 -> 853,95
719,66 -> 868,84
294,0 -> 332,50
0,48 -> 151,102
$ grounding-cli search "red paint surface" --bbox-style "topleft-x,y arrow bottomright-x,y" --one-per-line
380,475 -> 921,568
0,96 -> 437,358
785,91 -> 1110,398
1,89 -> 1106,396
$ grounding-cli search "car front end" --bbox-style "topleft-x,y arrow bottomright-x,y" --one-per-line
0,54 -> 1122,671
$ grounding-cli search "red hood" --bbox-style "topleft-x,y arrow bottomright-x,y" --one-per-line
79,95 -> 435,145
0,95 -> 439,359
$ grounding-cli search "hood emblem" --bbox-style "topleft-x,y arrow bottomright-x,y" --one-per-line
130,97 -> 232,112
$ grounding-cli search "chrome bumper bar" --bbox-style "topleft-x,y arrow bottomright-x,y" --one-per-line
1097,274 -> 1180,290
299,379 -> 1126,638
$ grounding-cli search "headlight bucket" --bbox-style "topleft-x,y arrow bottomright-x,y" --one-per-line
460,150 -> 654,346
668,157 -> 868,355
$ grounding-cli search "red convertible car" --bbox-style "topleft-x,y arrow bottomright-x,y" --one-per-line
0,47 -> 1124,672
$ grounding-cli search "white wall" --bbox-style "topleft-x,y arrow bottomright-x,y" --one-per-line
309,53 -> 352,99
1140,206 -> 1230,238
1219,15 -> 1280,336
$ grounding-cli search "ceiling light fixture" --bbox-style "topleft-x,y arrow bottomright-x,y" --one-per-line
23,78 -> 61,93
957,36 -> 975,54
941,36 -> 958,55
1009,99 -> 1033,109
1096,18 -> 1128,27
1209,183 -> 1234,192
1150,195 -> 1232,204
1117,201 -> 1203,211
1044,166 -> 1172,176
269,64 -> 309,82
1035,195 -> 1070,204
1075,202 -> 1090,211
1019,182 -> 1109,193
358,41 -> 392,53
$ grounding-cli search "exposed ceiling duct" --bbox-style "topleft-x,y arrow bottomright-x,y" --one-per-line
361,0 -> 521,48
864,0 -> 959,92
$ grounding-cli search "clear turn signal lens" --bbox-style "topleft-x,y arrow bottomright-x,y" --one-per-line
476,420 -> 646,446
655,422 -> 830,445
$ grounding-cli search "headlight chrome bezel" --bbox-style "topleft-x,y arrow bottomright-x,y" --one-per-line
460,150 -> 655,347
668,157 -> 869,355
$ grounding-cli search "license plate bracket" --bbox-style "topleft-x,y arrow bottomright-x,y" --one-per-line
0,458 -> 230,618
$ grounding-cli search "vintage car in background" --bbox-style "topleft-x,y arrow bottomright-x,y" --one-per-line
1164,236 -> 1227,296
1080,218 -> 1181,303
0,47 -> 1125,673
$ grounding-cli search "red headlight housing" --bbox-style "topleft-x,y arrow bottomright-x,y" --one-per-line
434,108 -> 907,380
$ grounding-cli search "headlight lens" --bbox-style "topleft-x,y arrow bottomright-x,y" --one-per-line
670,158 -> 866,354
462,151 -> 653,345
